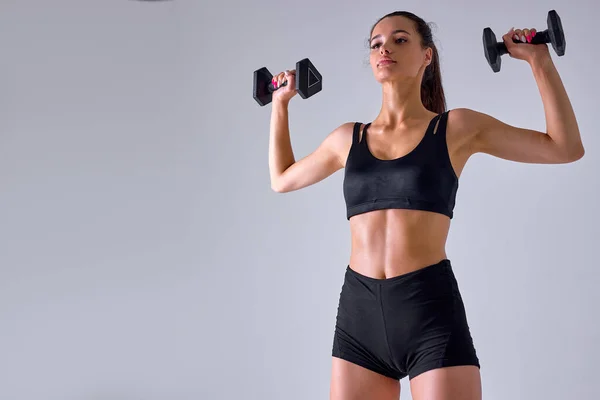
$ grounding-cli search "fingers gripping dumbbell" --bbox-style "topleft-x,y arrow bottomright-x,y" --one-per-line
483,9 -> 566,72
253,58 -> 322,106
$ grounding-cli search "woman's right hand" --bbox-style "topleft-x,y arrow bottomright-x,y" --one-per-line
271,69 -> 297,104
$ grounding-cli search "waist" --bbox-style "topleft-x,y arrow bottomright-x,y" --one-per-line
346,258 -> 455,287
348,209 -> 450,279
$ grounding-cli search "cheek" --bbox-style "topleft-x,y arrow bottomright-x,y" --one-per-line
369,56 -> 378,69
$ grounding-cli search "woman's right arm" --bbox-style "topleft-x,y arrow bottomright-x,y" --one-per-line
269,100 -> 352,193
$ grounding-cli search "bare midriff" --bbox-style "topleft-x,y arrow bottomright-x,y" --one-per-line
348,209 -> 451,279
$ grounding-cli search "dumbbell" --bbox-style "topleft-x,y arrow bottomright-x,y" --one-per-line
483,9 -> 566,73
253,58 -> 322,106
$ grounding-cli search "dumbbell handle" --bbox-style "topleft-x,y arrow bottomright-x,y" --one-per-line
267,80 -> 288,93
496,30 -> 551,56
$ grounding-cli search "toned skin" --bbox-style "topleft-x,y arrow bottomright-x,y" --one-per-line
268,16 -> 584,400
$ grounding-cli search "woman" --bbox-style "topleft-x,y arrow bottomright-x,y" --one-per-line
268,11 -> 584,400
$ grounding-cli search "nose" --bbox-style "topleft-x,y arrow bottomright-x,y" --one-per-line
379,46 -> 390,55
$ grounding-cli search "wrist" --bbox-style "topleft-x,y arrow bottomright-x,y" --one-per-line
272,98 -> 290,109
529,54 -> 553,71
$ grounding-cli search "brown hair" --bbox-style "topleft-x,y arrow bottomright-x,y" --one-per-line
369,11 -> 446,114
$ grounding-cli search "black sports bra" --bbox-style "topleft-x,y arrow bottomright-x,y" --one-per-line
343,111 -> 458,220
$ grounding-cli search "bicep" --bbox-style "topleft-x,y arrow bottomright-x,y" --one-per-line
273,122 -> 352,193
466,109 -> 569,164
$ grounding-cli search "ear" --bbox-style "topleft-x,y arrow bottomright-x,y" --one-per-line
424,47 -> 433,66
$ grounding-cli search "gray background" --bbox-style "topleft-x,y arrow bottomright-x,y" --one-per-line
1,0 -> 598,399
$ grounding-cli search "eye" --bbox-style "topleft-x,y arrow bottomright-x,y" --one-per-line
370,38 -> 407,49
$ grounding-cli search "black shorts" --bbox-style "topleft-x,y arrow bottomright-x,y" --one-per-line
332,259 -> 480,381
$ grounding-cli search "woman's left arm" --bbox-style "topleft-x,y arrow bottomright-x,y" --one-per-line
465,27 -> 585,164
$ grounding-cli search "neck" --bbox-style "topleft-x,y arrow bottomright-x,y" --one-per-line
375,78 -> 430,128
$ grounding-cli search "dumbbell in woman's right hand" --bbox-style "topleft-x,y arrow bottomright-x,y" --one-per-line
271,69 -> 297,104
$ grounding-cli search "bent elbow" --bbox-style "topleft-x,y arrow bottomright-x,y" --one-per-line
566,144 -> 585,162
271,179 -> 287,193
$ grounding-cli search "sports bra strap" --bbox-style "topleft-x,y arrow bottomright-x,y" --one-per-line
352,122 -> 361,145
433,111 -> 449,136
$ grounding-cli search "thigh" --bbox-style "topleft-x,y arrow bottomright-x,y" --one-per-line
330,357 -> 400,400
410,365 -> 481,400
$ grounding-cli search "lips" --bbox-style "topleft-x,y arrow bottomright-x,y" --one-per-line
378,58 -> 396,66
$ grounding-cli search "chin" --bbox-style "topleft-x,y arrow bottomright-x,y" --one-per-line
375,72 -> 398,84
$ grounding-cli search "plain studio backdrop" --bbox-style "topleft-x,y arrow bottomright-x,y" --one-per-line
0,0 -> 598,399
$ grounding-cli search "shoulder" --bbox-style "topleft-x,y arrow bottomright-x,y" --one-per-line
447,107 -> 481,134
445,108 -> 482,155
320,122 -> 358,168
327,122 -> 357,145
447,107 -> 516,138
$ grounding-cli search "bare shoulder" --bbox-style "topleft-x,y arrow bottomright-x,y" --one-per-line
446,107 -> 509,157
324,121 -> 356,168
447,107 -> 479,140
445,108 -> 480,156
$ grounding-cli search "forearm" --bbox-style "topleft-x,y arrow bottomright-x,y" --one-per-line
530,55 -> 585,159
268,100 -> 295,189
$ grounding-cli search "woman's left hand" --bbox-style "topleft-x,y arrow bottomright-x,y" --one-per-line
502,27 -> 552,65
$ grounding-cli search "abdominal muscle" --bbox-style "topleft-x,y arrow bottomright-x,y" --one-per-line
348,209 -> 451,279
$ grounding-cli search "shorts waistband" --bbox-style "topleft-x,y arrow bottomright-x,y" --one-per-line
346,258 -> 452,285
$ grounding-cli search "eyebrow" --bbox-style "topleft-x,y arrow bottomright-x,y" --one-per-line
370,29 -> 411,43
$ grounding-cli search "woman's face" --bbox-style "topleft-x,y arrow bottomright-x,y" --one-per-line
369,16 -> 432,84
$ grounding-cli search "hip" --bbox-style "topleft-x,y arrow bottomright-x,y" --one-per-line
335,259 -> 470,337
